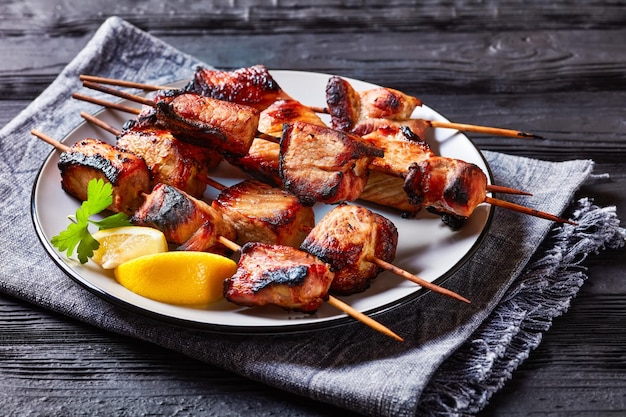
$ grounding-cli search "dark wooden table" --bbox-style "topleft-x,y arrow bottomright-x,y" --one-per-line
2,1 -> 625,415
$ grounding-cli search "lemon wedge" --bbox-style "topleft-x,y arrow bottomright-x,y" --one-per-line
92,226 -> 168,269
114,251 -> 238,306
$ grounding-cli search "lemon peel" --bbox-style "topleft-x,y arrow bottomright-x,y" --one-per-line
114,251 -> 238,306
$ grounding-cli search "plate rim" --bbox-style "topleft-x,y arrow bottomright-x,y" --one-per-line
30,69 -> 494,335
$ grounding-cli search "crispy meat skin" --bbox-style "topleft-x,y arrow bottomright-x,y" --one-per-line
228,99 -> 327,187
280,121 -> 383,205
154,90 -> 260,157
58,138 -> 150,215
404,156 -> 487,219
117,121 -> 221,198
131,183 -> 235,254
223,242 -> 334,313
301,204 -> 397,295
185,65 -> 291,111
213,179 -> 314,247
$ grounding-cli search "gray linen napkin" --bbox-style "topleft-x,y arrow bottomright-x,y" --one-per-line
1,17 -> 624,417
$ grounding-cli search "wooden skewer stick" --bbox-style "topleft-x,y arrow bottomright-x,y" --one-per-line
485,197 -> 577,226
79,75 -> 543,139
80,74 -> 171,91
80,112 -> 120,136
31,129 -> 70,152
72,92 -> 141,115
368,256 -> 470,303
82,80 -> 156,108
486,184 -> 532,196
424,120 -> 543,139
305,106 -> 543,139
216,236 -> 404,342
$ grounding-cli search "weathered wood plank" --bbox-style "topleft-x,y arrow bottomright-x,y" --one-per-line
2,29 -> 626,99
1,0 -> 626,35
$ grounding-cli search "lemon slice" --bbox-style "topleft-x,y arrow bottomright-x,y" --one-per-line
92,226 -> 168,269
114,251 -> 238,306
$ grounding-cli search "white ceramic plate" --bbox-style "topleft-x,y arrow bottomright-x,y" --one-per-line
31,70 -> 493,333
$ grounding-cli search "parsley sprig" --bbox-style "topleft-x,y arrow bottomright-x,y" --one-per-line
51,178 -> 132,263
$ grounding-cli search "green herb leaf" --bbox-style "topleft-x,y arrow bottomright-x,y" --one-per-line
51,178 -> 131,263
92,212 -> 133,230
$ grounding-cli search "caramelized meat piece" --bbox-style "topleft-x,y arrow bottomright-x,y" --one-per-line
258,99 -> 326,135
356,125 -> 432,212
58,138 -> 150,215
325,76 -> 361,132
227,99 -> 327,187
280,121 -> 383,205
301,204 -> 397,295
154,90 -> 260,157
117,121 -> 221,198
131,183 -> 236,254
212,179 -> 315,247
404,156 -> 487,219
224,242 -> 334,313
359,87 -> 421,120
185,65 -> 291,111
325,76 -> 422,132
360,125 -> 433,176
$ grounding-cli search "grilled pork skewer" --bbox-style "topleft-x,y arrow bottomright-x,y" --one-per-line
80,114 -> 316,248
133,183 -> 237,254
79,111 -> 221,199
218,237 -> 403,341
31,130 -> 150,215
324,75 -> 542,139
80,115 -> 320,250
301,203 -> 470,303
82,80 -> 262,157
81,65 -> 292,112
80,69 -> 542,139
76,86 -> 573,225
80,101 -> 528,208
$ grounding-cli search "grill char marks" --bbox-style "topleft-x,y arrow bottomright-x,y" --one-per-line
301,204 -> 397,295
223,242 -> 334,313
279,121 -> 383,206
58,138 -> 150,215
131,183 -> 236,255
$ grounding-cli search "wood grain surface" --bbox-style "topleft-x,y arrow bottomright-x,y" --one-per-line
1,1 -> 625,415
